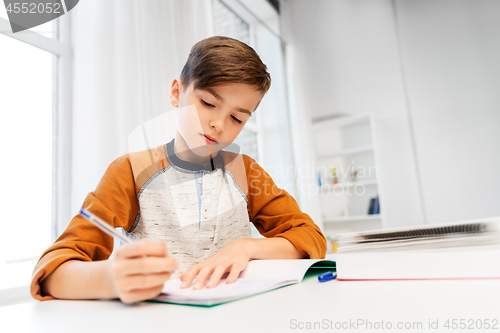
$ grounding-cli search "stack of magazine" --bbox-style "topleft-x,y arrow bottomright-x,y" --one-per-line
336,217 -> 500,280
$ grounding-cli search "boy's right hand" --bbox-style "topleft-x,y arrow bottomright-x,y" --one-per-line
109,239 -> 178,304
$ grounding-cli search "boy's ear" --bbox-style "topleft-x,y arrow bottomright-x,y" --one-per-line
170,78 -> 183,107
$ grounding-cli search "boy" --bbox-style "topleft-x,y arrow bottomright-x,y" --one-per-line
31,36 -> 326,304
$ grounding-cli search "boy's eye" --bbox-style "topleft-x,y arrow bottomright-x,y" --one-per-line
231,115 -> 242,124
201,99 -> 215,107
201,98 -> 242,124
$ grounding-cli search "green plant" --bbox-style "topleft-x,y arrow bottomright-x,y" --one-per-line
326,236 -> 338,244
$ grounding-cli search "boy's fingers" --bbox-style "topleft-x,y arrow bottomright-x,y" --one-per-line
206,264 -> 230,289
114,257 -> 178,276
119,272 -> 171,292
116,239 -> 168,259
120,284 -> 165,304
192,265 -> 216,290
225,265 -> 243,284
180,265 -> 201,289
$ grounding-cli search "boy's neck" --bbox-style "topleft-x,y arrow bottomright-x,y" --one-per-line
173,133 -> 218,167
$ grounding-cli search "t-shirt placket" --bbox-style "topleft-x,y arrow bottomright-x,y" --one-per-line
195,171 -> 204,229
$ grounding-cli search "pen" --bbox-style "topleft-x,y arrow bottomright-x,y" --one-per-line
79,208 -> 132,244
318,271 -> 336,282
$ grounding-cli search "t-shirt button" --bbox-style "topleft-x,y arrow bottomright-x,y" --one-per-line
198,178 -> 203,184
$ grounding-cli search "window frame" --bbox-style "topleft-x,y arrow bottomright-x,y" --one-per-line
214,0 -> 295,189
212,0 -> 267,164
0,15 -> 72,302
1,15 -> 72,244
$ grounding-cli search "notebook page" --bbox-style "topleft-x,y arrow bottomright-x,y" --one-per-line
157,259 -> 334,304
159,278 -> 289,302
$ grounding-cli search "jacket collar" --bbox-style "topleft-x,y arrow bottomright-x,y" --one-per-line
165,139 -> 225,172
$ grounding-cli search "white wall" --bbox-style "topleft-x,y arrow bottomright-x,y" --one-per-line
281,0 -> 425,228
394,0 -> 500,223
281,0 -> 500,228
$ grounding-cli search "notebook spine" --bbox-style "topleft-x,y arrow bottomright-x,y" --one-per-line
360,223 -> 487,242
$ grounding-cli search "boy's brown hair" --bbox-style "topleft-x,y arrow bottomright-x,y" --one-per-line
180,36 -> 271,94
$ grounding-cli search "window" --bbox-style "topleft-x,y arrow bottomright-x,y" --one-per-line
211,0 -> 296,238
0,33 -> 54,263
211,0 -> 296,196
0,14 -> 69,267
212,0 -> 250,45
212,0 -> 261,162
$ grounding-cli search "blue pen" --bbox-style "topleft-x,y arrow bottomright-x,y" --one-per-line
318,271 -> 336,282
79,208 -> 132,244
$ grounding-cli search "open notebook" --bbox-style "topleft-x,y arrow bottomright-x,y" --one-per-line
336,217 -> 500,280
151,258 -> 335,306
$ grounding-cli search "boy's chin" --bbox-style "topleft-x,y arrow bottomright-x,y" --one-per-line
188,145 -> 220,157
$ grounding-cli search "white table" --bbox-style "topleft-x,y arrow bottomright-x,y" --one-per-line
1,269 -> 499,333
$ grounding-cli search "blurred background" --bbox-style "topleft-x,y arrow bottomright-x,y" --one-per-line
1,0 -> 499,303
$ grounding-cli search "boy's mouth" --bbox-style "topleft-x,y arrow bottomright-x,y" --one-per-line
201,134 -> 218,144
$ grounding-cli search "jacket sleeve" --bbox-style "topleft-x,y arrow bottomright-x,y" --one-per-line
244,155 -> 327,259
30,154 -> 140,301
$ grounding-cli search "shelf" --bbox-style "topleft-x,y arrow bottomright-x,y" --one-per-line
312,114 -> 384,231
317,145 -> 373,159
319,179 -> 378,192
324,214 -> 382,223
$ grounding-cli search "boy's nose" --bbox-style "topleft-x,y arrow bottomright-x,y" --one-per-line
209,118 -> 224,132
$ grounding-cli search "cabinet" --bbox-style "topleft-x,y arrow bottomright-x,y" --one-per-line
312,114 -> 385,239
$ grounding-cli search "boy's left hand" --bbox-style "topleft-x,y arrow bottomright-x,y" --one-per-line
179,238 -> 251,290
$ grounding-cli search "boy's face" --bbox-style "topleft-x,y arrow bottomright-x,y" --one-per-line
170,79 -> 263,165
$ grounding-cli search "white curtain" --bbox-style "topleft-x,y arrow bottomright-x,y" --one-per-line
66,0 -> 213,232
